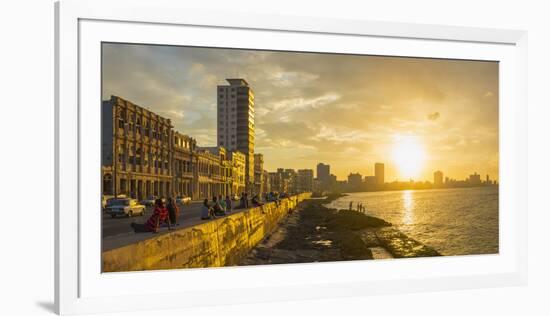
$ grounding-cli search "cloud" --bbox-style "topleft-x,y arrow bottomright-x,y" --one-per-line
102,43 -> 499,180
428,112 -> 440,120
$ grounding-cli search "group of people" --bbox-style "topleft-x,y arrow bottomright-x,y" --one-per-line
349,201 -> 367,213
130,191 -> 295,232
201,195 -> 234,220
131,197 -> 179,234
200,192 -> 270,220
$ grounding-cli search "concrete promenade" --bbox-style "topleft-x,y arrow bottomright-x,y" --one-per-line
102,193 -> 312,272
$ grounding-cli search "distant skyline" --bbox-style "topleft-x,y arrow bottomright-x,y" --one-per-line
102,43 -> 499,181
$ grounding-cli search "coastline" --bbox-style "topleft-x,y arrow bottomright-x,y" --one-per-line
240,194 -> 440,266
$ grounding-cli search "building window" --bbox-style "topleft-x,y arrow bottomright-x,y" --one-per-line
136,118 -> 141,134
118,112 -> 125,129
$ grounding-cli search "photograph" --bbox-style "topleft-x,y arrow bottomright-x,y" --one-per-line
100,42 -> 499,272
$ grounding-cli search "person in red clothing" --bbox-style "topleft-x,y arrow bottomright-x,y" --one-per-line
131,198 -> 172,233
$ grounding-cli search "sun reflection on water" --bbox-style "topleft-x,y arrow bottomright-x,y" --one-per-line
402,190 -> 415,225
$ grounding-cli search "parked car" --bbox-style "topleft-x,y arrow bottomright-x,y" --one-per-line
140,196 -> 157,206
102,195 -> 122,211
105,198 -> 145,218
176,196 -> 191,205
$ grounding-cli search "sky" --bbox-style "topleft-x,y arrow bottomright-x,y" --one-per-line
102,43 -> 499,182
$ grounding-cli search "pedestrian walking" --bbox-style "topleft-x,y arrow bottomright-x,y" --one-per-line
166,197 -> 180,226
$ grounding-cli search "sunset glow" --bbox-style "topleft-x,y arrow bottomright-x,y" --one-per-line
392,135 -> 427,180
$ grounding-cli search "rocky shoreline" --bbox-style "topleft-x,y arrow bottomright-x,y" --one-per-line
240,194 -> 440,266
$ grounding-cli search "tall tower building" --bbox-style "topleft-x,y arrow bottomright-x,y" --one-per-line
434,170 -> 443,186
316,163 -> 330,188
217,79 -> 255,193
374,162 -> 385,185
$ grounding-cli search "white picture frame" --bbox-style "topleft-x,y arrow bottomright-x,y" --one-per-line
55,0 -> 528,314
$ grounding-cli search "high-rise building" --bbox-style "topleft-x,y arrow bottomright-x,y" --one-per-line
283,168 -> 298,193
347,172 -> 363,191
469,172 -> 481,185
434,170 -> 443,186
374,163 -> 385,185
269,172 -> 283,193
217,78 -> 255,194
364,176 -> 377,185
262,169 -> 270,194
253,153 -> 264,195
317,163 -> 330,188
297,169 -> 314,193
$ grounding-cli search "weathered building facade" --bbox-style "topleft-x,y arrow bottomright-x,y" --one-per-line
172,131 -> 196,198
102,96 -> 175,201
229,150 -> 246,196
297,169 -> 314,193
196,148 -> 223,199
253,153 -> 264,195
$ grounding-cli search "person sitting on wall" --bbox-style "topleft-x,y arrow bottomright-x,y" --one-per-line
201,199 -> 213,220
251,194 -> 264,207
212,196 -> 226,216
219,194 -> 227,212
225,195 -> 232,213
239,192 -> 246,209
131,198 -> 171,233
244,193 -> 250,208
274,192 -> 280,207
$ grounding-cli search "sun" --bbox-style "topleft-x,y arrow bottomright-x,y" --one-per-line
391,135 -> 426,180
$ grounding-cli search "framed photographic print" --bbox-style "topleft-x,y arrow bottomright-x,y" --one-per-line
55,0 -> 527,314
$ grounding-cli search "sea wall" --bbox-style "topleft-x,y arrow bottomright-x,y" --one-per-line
102,193 -> 312,272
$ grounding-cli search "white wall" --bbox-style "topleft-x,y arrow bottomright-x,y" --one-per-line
1,0 -> 548,315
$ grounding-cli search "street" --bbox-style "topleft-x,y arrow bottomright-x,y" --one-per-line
101,200 -> 247,252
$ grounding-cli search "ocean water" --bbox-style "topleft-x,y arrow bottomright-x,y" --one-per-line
326,187 -> 499,256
